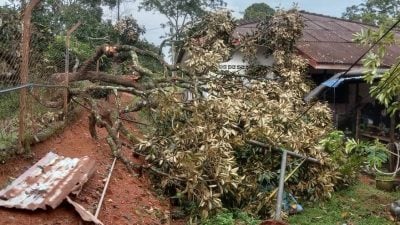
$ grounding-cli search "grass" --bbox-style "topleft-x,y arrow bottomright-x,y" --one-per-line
289,181 -> 400,225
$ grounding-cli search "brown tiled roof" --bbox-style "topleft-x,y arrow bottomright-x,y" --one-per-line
299,11 -> 400,69
234,11 -> 400,70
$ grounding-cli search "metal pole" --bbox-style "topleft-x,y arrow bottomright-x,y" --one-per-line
274,150 -> 287,221
64,35 -> 69,119
95,157 -> 117,218
247,140 -> 320,164
117,0 -> 120,21
355,83 -> 360,140
64,21 -> 81,119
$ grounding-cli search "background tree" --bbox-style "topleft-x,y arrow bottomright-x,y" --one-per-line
139,0 -> 226,64
342,0 -> 400,25
243,2 -> 274,20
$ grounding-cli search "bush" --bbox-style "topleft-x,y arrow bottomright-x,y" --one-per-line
318,130 -> 389,187
201,210 -> 260,225
44,35 -> 94,73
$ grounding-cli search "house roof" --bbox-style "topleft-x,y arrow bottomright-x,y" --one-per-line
232,11 -> 400,70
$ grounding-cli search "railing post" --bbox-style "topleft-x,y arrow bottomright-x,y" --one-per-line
18,0 -> 40,152
274,150 -> 287,221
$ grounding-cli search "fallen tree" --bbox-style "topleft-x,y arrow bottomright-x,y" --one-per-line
37,9 -> 357,220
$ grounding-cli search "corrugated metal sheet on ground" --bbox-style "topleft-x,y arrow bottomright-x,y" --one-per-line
0,152 -> 95,210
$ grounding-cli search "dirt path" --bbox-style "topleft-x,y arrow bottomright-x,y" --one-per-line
0,102 -> 172,225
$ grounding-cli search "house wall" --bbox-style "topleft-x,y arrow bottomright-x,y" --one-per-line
179,47 -> 274,74
219,48 -> 274,74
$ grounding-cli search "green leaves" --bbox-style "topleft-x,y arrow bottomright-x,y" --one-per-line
343,0 -> 400,25
364,140 -> 389,168
355,23 -> 400,115
184,11 -> 234,76
139,0 -> 226,41
345,139 -> 359,154
243,3 -> 275,20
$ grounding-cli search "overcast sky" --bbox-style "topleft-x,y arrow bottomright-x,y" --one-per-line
104,0 -> 364,45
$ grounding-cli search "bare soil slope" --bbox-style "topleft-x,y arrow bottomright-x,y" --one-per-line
0,103 -> 170,225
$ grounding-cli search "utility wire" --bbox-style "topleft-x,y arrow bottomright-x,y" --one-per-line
368,60 -> 400,99
0,83 -> 67,94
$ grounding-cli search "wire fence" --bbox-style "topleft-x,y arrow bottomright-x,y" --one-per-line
0,1 -> 82,156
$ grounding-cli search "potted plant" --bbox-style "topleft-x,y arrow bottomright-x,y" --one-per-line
346,139 -> 392,191
375,173 -> 395,191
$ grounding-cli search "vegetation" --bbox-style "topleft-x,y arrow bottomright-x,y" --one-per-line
243,3 -> 275,20
342,0 -> 400,25
139,0 -> 226,62
201,210 -> 261,225
353,17 -> 400,115
137,9 -> 340,220
319,131 -> 389,187
0,92 -> 19,120
1,0 -> 399,223
0,92 -> 19,153
289,182 -> 400,225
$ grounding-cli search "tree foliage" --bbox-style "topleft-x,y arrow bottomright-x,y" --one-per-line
353,23 -> 400,114
2,1 -> 380,220
139,0 -> 226,62
114,16 -> 145,45
32,0 -> 116,44
342,0 -> 400,25
243,3 -> 274,20
135,9 -> 344,219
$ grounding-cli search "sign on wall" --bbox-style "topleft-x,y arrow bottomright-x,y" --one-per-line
219,48 -> 274,75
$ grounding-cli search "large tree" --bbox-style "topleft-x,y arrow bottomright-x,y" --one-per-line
342,0 -> 400,25
243,2 -> 274,20
51,9 -> 346,219
32,0 -> 118,43
139,0 -> 226,63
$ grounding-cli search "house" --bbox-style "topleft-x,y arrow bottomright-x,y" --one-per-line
178,11 -> 400,142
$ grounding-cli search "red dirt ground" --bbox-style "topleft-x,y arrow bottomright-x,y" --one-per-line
0,96 -> 178,225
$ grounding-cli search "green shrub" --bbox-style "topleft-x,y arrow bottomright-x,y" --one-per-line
318,130 -> 389,187
44,35 -> 94,73
201,210 -> 260,225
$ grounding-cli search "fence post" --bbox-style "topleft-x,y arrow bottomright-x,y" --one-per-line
18,0 -> 40,152
64,21 -> 81,119
274,150 -> 287,221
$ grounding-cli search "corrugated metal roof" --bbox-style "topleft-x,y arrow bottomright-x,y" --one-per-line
0,152 -> 95,210
322,76 -> 366,88
233,11 -> 400,69
298,11 -> 400,69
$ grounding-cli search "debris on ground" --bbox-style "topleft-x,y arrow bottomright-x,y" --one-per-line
0,151 -> 101,224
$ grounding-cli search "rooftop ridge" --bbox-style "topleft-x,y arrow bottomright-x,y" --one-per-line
235,11 -> 380,28
299,10 -> 379,28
